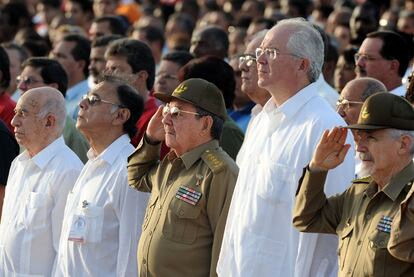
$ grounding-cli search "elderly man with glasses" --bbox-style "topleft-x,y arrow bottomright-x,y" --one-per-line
128,78 -> 238,277
217,18 -> 355,277
293,92 -> 414,276
336,77 -> 387,178
54,75 -> 149,276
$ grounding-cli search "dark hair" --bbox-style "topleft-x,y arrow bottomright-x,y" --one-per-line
342,45 -> 358,64
94,16 -> 127,36
367,31 -> 410,77
167,12 -> 195,36
0,46 -> 10,90
69,0 -> 93,13
40,0 -> 61,9
106,38 -> 155,90
1,42 -> 29,64
92,34 -> 124,48
162,51 -> 193,67
195,106 -> 224,140
62,34 -> 91,77
22,57 -> 68,96
198,26 -> 229,59
134,25 -> 165,49
21,39 -> 51,57
101,75 -> 144,138
180,56 -> 235,109
251,17 -> 276,29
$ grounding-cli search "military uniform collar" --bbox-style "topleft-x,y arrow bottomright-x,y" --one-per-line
381,161 -> 414,201
365,161 -> 414,201
179,140 -> 219,170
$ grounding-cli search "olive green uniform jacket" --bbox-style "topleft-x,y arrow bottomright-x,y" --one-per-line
293,162 -> 414,277
388,168 -> 414,263
128,137 -> 238,277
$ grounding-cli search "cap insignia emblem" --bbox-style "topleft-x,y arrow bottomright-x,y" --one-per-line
174,84 -> 187,95
361,106 -> 369,119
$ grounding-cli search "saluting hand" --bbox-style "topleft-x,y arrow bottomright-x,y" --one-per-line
146,106 -> 165,143
309,127 -> 351,172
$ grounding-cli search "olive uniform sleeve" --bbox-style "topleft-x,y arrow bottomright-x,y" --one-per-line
127,135 -> 161,192
292,167 -> 347,234
202,151 -> 238,277
388,185 -> 414,263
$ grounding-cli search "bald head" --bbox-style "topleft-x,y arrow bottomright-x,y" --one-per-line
23,87 -> 67,134
338,77 -> 387,125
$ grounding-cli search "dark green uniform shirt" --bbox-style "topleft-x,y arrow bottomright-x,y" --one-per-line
128,138 -> 238,277
293,162 -> 414,277
220,115 -> 244,160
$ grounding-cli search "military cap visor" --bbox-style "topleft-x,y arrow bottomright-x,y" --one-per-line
347,92 -> 414,131
154,78 -> 227,120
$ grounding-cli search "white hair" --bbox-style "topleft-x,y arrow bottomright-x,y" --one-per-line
387,129 -> 414,155
38,94 -> 67,136
276,17 -> 324,83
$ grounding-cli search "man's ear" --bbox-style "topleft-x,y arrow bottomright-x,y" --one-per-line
298,58 -> 310,72
48,83 -> 59,90
112,108 -> 131,126
45,114 -> 56,128
399,134 -> 413,155
200,115 -> 213,136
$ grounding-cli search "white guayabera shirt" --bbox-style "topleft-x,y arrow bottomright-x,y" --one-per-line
218,82 -> 355,277
54,135 -> 149,277
0,136 -> 83,276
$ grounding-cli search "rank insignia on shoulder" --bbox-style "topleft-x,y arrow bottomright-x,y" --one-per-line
376,215 -> 393,234
195,174 -> 204,186
175,186 -> 202,206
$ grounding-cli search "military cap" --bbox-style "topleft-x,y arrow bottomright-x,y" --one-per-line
154,78 -> 227,120
347,92 -> 414,130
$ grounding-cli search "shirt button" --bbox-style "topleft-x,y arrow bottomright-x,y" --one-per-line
357,240 -> 362,246
143,259 -> 146,265
179,209 -> 184,216
158,204 -> 162,209
365,213 -> 371,220
149,230 -> 153,236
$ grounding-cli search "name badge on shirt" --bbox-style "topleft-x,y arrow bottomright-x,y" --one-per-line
175,186 -> 202,206
68,215 -> 87,243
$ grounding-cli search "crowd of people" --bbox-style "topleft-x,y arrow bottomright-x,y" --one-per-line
1,0 -> 414,276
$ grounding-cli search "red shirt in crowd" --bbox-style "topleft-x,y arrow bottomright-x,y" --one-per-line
0,93 -> 16,133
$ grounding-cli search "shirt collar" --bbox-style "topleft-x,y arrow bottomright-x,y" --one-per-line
87,134 -> 130,165
169,140 -> 219,170
262,82 -> 319,120
382,161 -> 414,201
26,136 -> 66,169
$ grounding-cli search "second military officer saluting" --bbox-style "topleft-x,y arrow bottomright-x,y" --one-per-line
128,78 -> 238,277
293,92 -> 414,276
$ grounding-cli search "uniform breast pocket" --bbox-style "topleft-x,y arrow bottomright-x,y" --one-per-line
365,230 -> 390,276
256,162 -> 296,203
162,198 -> 201,244
337,223 -> 354,271
80,205 -> 104,243
22,192 -> 52,229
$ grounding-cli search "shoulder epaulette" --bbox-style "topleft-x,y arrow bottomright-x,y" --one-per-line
352,175 -> 372,184
201,149 -> 226,174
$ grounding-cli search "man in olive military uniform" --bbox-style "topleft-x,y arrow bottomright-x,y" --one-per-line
128,78 -> 238,277
293,92 -> 414,276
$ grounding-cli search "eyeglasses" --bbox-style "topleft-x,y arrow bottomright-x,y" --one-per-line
255,47 -> 298,60
162,104 -> 200,118
354,53 -> 385,63
81,94 -> 125,108
16,75 -> 42,86
336,99 -> 364,111
155,73 -> 179,81
239,54 -> 257,67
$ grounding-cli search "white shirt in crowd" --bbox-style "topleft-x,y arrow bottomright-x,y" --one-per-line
314,74 -> 339,110
236,103 -> 263,167
0,136 -> 83,276
389,84 -> 406,97
54,135 -> 149,277
217,82 -> 355,277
